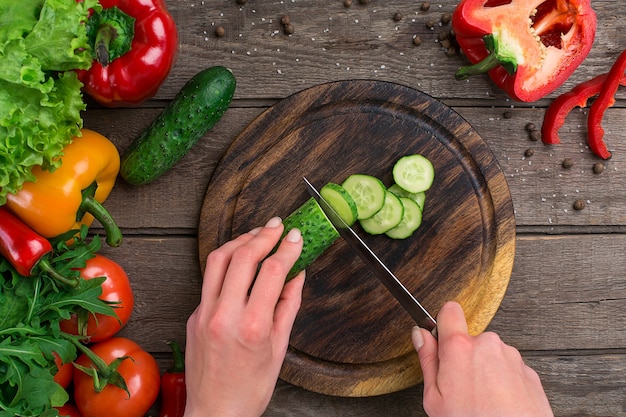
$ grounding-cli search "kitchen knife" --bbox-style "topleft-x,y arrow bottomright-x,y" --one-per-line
303,177 -> 437,333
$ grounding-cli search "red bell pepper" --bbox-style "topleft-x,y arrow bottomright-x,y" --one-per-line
77,0 -> 179,107
159,341 -> 186,417
586,49 -> 626,160
542,49 -> 626,159
452,0 -> 597,102
0,207 -> 77,286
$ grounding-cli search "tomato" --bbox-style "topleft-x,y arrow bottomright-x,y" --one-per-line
60,254 -> 134,343
56,403 -> 83,417
73,337 -> 160,417
53,352 -> 73,389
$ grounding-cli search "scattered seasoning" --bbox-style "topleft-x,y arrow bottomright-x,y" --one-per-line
573,199 -> 586,210
393,12 -> 403,22
413,35 -> 422,46
214,26 -> 225,37
421,2 -> 431,12
561,158 -> 574,169
344,0 -> 352,7
529,129 -> 541,141
503,111 -> 512,119
279,15 -> 294,35
524,148 -> 534,157
592,162 -> 605,174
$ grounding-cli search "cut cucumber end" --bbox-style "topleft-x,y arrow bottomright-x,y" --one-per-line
320,182 -> 358,226
392,154 -> 434,194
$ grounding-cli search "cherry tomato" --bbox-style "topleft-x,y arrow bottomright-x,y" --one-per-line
73,337 -> 160,417
60,254 -> 134,343
56,403 -> 83,417
53,352 -> 73,389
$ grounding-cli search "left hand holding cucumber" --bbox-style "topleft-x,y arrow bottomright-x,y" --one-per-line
184,217 -> 305,417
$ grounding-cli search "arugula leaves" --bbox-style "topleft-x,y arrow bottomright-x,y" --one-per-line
0,229 -> 116,416
0,0 -> 101,204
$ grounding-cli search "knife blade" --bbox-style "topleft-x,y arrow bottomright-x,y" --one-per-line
303,177 -> 437,333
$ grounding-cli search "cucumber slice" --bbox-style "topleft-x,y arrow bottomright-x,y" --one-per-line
388,183 -> 426,210
282,197 -> 340,280
392,154 -> 434,193
341,174 -> 386,219
320,183 -> 358,226
359,191 -> 404,235
385,197 -> 423,239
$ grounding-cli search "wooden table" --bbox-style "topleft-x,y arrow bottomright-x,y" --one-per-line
85,1 -> 625,415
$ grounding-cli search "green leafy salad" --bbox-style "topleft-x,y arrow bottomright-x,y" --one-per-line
0,0 -> 100,204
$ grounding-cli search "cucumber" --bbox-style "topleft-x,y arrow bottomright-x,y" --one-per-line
282,197 -> 340,280
120,66 -> 236,185
392,154 -> 434,193
359,190 -> 404,235
320,182 -> 358,226
385,197 -> 423,239
341,174 -> 386,219
388,183 -> 426,210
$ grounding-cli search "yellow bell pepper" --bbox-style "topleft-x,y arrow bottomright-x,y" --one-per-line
5,129 -> 123,247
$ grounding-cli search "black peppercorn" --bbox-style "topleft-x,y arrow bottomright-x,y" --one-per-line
441,12 -> 452,24
562,158 -> 574,169
215,26 -> 225,37
524,148 -> 534,157
393,12 -> 403,22
525,122 -> 536,132
593,162 -> 605,174
426,19 -> 436,29
280,15 -> 290,26
573,199 -> 586,210
284,23 -> 294,35
503,111 -> 512,119
529,130 -> 541,141
421,2 -> 431,11
413,35 -> 422,46
236,0 -> 247,4
344,0 -> 352,6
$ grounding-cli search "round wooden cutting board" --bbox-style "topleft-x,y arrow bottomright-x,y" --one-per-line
198,80 -> 516,397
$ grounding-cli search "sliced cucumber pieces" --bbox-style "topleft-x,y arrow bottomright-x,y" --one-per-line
388,183 -> 426,210
385,197 -> 423,239
359,190 -> 404,235
320,182 -> 358,226
392,154 -> 435,193
341,174 -> 386,220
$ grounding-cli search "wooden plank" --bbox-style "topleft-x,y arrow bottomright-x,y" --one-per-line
84,106 -> 626,231
145,0 -> 626,102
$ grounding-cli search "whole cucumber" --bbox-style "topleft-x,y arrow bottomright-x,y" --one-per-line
120,66 -> 236,185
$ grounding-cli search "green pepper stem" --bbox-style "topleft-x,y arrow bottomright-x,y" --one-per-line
167,340 -> 185,373
80,196 -> 123,247
455,52 -> 501,80
37,257 -> 79,287
87,7 -> 135,66
95,24 -> 116,66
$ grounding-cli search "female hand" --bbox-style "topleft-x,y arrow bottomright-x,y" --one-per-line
413,301 -> 554,417
184,217 -> 305,417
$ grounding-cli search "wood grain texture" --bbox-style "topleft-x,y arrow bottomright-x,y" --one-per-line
197,80 -> 515,396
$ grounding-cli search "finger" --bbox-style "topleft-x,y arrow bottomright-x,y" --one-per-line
272,271 -> 305,350
220,217 -> 285,300
413,326 -> 440,392
436,301 -> 469,340
248,227 -> 304,317
200,231 -> 257,302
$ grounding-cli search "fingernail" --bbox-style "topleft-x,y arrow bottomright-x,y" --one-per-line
249,227 -> 262,235
411,326 -> 424,351
285,228 -> 301,243
265,216 -> 282,228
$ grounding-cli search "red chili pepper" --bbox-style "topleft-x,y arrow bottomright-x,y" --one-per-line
541,73 -> 626,146
452,0 -> 596,102
159,341 -> 186,417
0,207 -> 77,286
77,0 -> 179,107
586,49 -> 626,160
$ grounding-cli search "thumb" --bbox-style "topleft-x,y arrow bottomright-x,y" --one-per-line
412,326 -> 439,387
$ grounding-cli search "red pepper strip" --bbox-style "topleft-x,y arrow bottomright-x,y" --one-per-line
587,49 -> 626,160
159,341 -> 186,417
0,207 -> 77,286
541,73 -> 626,146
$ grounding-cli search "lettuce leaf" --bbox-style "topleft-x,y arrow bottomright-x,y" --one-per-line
0,0 -> 100,205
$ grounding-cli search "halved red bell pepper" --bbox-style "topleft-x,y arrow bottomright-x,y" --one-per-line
77,0 -> 179,107
452,0 -> 597,102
